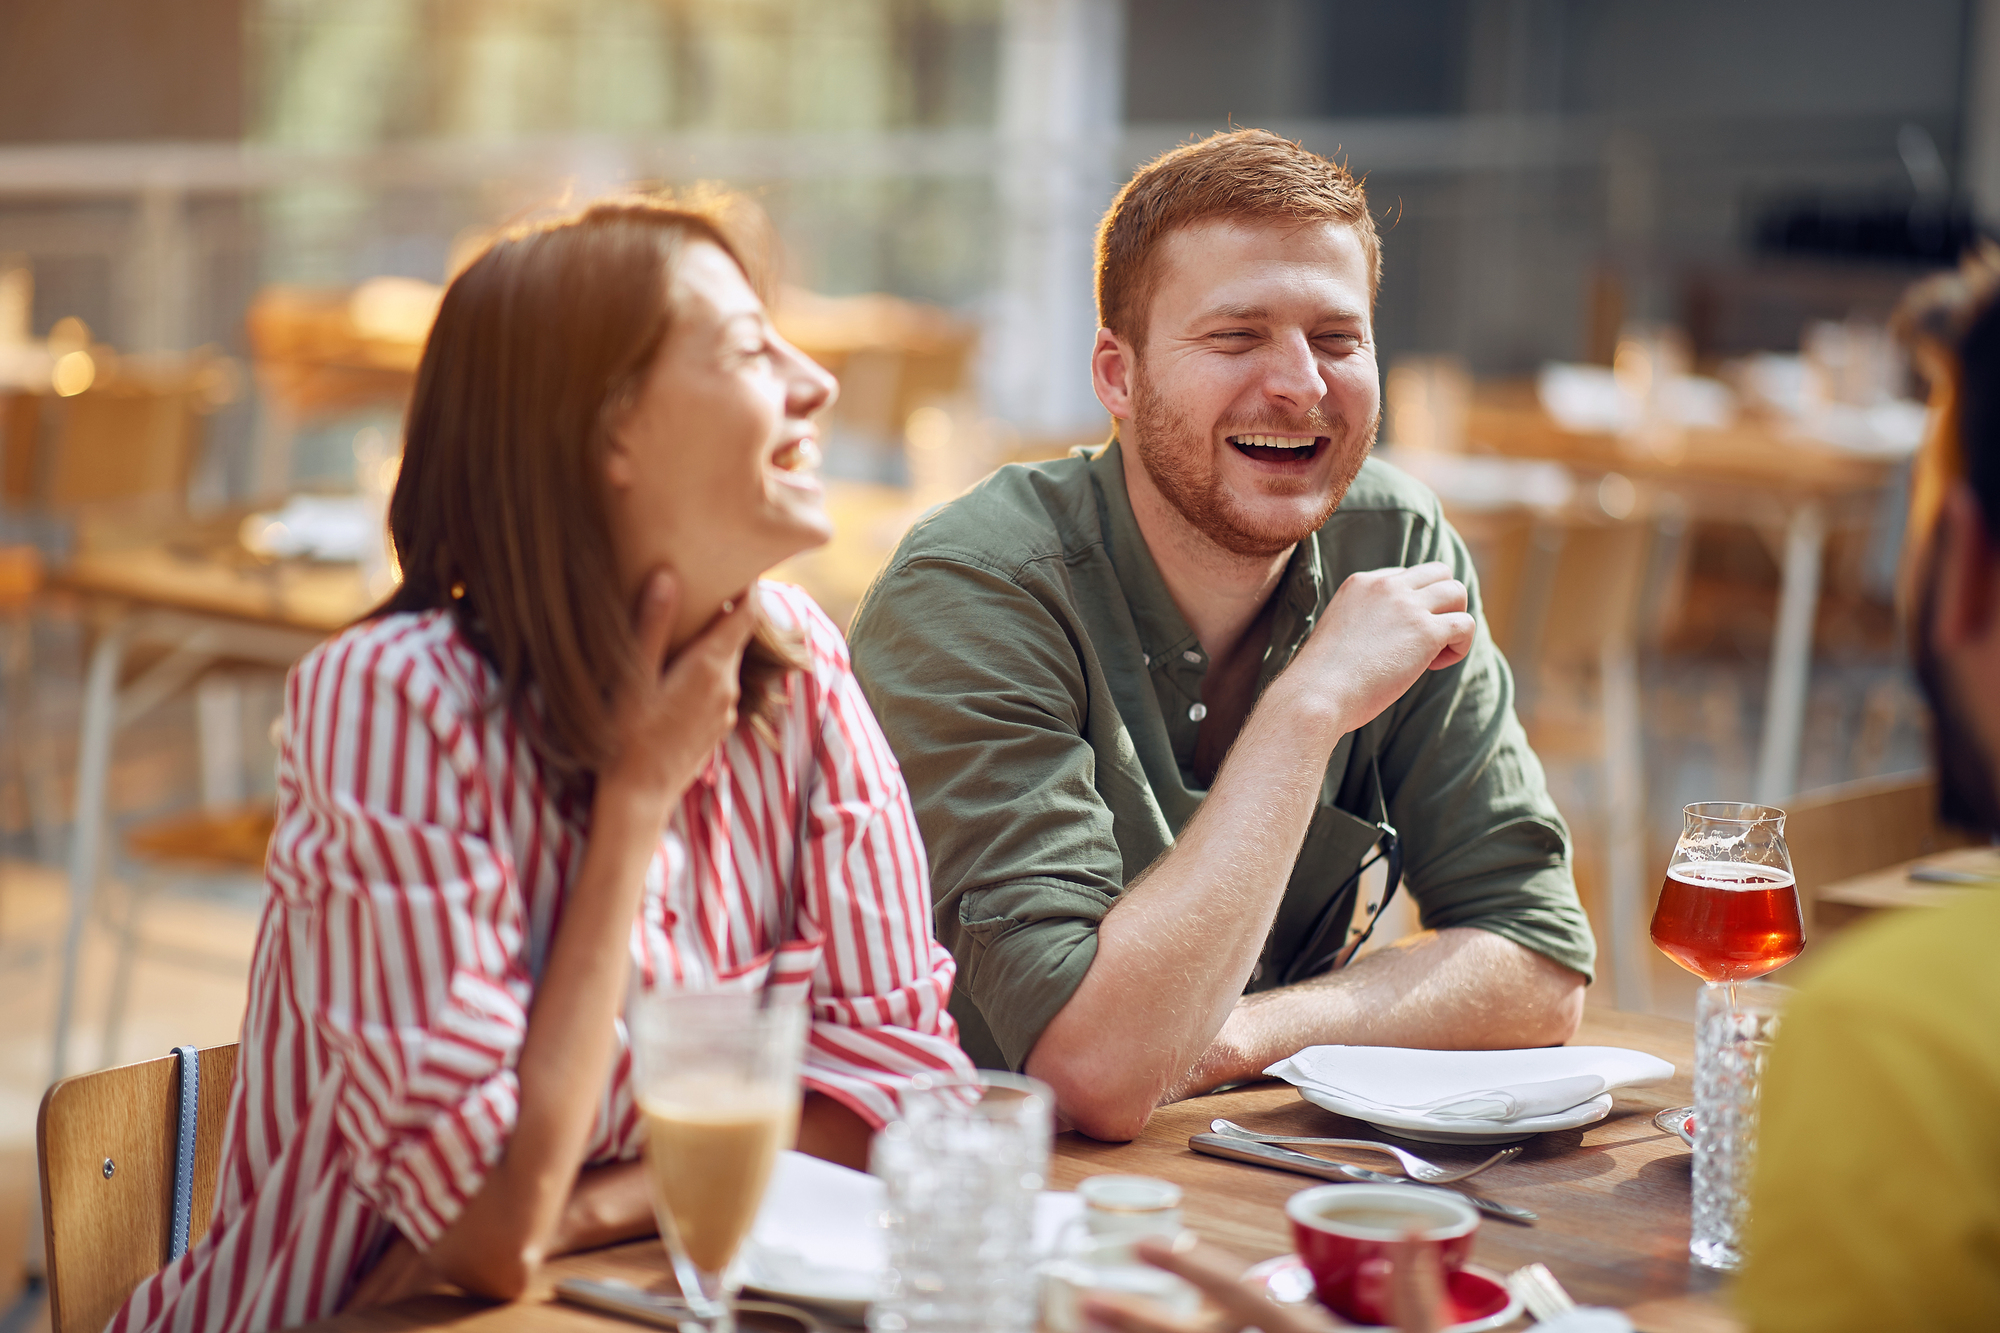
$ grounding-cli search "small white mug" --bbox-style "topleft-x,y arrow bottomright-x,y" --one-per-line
1078,1174 -> 1183,1245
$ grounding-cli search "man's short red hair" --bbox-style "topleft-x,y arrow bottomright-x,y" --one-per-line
1094,128 -> 1380,351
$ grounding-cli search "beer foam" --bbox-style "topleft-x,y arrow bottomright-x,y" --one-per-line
1667,860 -> 1795,890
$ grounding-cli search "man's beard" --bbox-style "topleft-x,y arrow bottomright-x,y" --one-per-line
1130,366 -> 1375,559
1913,574 -> 2000,836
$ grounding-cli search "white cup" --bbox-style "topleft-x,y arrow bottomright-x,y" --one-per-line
1078,1174 -> 1183,1245
1040,1234 -> 1200,1333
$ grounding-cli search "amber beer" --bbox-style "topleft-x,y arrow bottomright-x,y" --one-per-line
1649,861 -> 1804,983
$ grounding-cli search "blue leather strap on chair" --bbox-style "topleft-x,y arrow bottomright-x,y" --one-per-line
168,1045 -> 200,1262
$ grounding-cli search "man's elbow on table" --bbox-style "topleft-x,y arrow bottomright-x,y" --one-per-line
1025,1035 -> 1165,1144
1504,956 -> 1587,1048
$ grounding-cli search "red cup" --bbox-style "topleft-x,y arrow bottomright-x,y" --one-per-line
1286,1183 -> 1479,1325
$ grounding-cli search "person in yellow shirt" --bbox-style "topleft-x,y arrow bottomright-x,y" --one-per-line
1735,246 -> 2000,1330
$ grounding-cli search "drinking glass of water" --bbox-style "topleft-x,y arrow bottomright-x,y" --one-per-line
869,1071 -> 1054,1333
628,990 -> 807,1333
1692,979 -> 1790,1270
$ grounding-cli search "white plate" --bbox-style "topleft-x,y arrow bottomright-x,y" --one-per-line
1298,1088 -> 1614,1144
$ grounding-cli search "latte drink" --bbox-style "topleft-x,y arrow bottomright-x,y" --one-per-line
641,1080 -> 800,1273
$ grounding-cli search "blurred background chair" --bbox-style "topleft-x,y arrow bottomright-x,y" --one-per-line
1457,491 -> 1657,1011
243,280 -> 432,499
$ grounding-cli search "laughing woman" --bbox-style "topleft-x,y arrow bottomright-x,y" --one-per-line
111,197 -> 972,1333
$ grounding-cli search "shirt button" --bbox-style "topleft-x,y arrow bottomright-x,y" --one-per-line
1189,702 -> 1208,722
1182,650 -> 1202,663
1142,652 -> 1151,666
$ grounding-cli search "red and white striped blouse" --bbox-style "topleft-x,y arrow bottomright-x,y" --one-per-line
110,581 -> 970,1333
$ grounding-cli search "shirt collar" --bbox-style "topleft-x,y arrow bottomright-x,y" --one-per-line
1089,438 -> 1199,666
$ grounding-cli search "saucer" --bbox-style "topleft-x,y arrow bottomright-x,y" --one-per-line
1247,1255 -> 1522,1332
1653,1105 -> 1695,1148
1298,1087 -> 1614,1144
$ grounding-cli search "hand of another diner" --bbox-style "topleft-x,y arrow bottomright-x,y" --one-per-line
1080,1234 -> 1444,1333
599,571 -> 759,822
1288,562 -> 1473,733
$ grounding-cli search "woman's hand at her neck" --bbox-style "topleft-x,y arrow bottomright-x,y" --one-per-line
396,569 -> 759,1304
599,571 -> 759,826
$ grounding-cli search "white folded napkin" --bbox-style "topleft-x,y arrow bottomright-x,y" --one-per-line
1265,1046 -> 1674,1122
743,1150 -> 1084,1304
744,1151 -> 886,1301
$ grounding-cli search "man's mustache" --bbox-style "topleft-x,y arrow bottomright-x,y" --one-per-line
1218,408 -> 1342,437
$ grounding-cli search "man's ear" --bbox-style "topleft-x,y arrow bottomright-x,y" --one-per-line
1091,328 -> 1136,421
1930,483 -> 1999,652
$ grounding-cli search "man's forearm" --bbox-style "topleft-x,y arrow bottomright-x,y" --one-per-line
1024,674 -> 1350,1140
1169,928 -> 1587,1099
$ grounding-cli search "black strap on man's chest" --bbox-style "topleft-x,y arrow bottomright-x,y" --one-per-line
1279,755 -> 1403,987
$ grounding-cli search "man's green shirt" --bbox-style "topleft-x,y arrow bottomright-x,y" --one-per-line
847,441 -> 1595,1071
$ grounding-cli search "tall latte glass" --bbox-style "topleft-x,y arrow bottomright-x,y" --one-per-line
629,990 -> 806,1333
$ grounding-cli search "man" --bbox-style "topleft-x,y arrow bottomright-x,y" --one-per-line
1734,249 -> 2000,1330
848,129 -> 1593,1141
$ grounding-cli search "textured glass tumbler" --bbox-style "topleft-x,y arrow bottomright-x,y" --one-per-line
1691,980 -> 1789,1270
868,1072 -> 1054,1333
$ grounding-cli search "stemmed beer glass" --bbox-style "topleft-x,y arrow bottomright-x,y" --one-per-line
1649,802 -> 1804,997
1649,803 -> 1804,1270
629,990 -> 807,1333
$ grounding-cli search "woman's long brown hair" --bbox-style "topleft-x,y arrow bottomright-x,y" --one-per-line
377,194 -> 804,784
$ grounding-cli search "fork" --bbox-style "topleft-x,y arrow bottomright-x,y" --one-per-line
1208,1119 -> 1522,1184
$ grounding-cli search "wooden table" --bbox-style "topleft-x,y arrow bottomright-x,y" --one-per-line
1816,846 -> 2000,930
304,1009 -> 1736,1333
47,520 -> 375,1080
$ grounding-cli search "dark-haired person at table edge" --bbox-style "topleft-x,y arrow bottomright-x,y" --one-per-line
1732,245 -> 2000,1331
848,129 -> 1595,1142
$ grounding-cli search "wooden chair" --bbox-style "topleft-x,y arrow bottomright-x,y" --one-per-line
1451,499 -> 1656,1011
1785,771 -> 1976,934
37,1043 -> 239,1333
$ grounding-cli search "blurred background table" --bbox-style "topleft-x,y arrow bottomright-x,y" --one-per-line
1814,846 -> 2000,931
46,519 -> 372,1081
1465,380 -> 1901,810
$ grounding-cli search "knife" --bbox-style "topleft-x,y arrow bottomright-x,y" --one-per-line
1188,1133 -> 1538,1225
554,1278 -> 824,1331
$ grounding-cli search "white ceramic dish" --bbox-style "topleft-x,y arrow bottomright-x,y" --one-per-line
1298,1087 -> 1614,1144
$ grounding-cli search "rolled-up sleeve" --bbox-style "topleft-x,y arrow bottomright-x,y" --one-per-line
266,636 -> 529,1250
790,600 -> 978,1126
849,555 -> 1126,1070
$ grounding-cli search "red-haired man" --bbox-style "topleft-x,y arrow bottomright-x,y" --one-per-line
851,129 -> 1593,1140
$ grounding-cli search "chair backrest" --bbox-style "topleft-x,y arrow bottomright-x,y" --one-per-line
1785,771 -> 1975,931
45,380 -> 204,510
38,1043 -> 239,1333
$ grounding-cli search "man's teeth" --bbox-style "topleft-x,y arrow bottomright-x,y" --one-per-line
1232,434 -> 1314,449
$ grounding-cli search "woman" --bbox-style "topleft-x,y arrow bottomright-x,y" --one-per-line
111,196 -> 972,1333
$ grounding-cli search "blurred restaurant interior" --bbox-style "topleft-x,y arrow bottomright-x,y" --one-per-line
0,0 -> 1996,1318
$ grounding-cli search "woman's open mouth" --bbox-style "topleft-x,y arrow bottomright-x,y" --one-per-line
771,436 -> 820,473
1228,433 -> 1326,464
